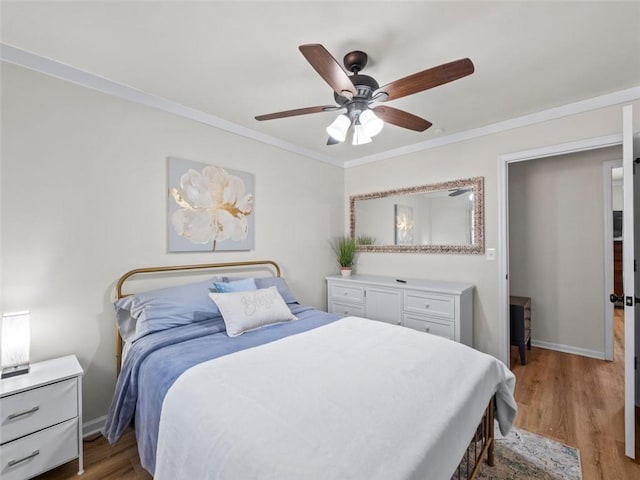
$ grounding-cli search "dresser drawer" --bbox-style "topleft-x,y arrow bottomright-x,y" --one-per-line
0,378 -> 78,444
330,283 -> 365,304
404,291 -> 454,318
327,275 -> 474,347
330,300 -> 365,317
0,418 -> 78,480
403,314 -> 455,340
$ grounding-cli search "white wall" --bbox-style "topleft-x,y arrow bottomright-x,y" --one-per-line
355,198 -> 395,245
613,180 -> 623,211
508,146 -> 621,356
345,100 -> 640,358
430,195 -> 472,245
0,64 -> 344,422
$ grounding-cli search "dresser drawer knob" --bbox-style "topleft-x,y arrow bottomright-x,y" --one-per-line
8,449 -> 40,467
7,405 -> 39,420
425,304 -> 430,308
425,327 -> 430,333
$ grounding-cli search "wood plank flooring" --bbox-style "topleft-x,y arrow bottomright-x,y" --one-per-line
35,310 -> 639,480
509,308 -> 640,480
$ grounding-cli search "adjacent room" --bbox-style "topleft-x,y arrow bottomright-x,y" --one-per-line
1,2 -> 639,480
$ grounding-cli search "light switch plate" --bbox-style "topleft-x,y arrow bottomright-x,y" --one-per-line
486,248 -> 496,260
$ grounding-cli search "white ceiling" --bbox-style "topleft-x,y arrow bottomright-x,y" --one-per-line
1,1 -> 639,166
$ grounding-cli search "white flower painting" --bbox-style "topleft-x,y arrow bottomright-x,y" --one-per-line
394,204 -> 414,246
168,157 -> 255,251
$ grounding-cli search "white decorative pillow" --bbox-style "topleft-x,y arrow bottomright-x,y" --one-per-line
209,286 -> 297,337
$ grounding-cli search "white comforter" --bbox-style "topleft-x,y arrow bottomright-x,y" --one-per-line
155,317 -> 516,480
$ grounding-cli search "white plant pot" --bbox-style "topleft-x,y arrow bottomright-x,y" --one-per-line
340,267 -> 352,277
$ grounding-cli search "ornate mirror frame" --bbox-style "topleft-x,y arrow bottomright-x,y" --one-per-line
349,176 -> 484,254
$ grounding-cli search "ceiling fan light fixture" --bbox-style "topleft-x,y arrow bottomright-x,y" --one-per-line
352,124 -> 372,146
359,109 -> 384,137
326,114 -> 350,142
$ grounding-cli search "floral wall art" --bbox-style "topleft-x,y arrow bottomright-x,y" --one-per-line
394,204 -> 414,246
168,157 -> 255,252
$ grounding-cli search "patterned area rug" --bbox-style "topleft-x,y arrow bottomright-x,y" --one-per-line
477,427 -> 582,480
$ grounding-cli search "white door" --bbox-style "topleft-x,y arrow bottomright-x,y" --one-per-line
622,104 -> 638,459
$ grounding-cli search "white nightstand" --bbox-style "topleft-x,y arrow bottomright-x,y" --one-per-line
0,355 -> 84,479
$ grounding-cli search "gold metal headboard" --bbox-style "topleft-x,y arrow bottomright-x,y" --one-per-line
114,260 -> 281,375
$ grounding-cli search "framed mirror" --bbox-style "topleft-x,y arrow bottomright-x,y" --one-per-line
350,177 -> 484,254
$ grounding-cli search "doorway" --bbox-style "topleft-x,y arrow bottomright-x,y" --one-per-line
604,162 -> 624,361
505,146 -> 621,363
497,133 -> 624,366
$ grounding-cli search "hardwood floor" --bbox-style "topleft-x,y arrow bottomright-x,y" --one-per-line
35,310 -> 639,479
510,308 -> 640,480
34,427 -> 150,480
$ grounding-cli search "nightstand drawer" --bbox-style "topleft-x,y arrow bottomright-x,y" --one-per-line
0,378 -> 77,444
403,314 -> 455,340
330,283 -> 365,304
0,418 -> 78,480
330,300 -> 365,317
404,291 -> 454,318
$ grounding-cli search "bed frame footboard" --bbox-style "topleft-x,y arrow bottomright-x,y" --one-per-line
450,397 -> 495,480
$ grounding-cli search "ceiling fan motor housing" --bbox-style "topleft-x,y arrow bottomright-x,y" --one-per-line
343,50 -> 368,73
334,73 -> 379,104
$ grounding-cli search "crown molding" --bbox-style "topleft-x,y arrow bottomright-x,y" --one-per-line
2,43 -> 639,170
0,43 -> 343,168
344,87 -> 640,168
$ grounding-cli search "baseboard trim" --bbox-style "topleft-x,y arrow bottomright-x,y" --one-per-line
531,340 -> 606,360
83,415 -> 107,438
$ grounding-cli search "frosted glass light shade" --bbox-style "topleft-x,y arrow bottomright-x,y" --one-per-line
326,114 -> 350,142
359,109 -> 384,137
352,124 -> 372,145
1,311 -> 30,378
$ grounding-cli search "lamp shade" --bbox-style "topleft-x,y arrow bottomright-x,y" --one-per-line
1,311 -> 30,377
352,124 -> 372,145
326,114 -> 350,142
359,109 -> 384,137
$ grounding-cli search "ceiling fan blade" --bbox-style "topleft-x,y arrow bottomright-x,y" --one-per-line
377,58 -> 474,102
299,44 -> 356,99
372,106 -> 432,132
448,188 -> 471,197
255,105 -> 338,121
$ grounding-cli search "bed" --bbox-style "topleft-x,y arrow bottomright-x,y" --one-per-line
103,261 -> 516,480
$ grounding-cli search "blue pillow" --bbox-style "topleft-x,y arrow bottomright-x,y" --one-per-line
213,278 -> 257,293
254,277 -> 298,304
115,277 -> 222,342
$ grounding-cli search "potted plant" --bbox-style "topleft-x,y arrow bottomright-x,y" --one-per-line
332,236 -> 357,276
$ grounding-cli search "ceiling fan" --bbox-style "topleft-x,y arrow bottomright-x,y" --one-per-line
448,188 -> 472,197
255,44 -> 474,146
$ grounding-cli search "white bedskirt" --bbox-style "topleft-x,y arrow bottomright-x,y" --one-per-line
155,316 -> 516,480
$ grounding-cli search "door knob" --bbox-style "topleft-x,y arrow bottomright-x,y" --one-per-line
609,293 -> 640,305
609,293 -> 624,303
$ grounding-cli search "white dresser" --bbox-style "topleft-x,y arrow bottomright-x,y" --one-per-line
326,274 -> 474,346
0,355 -> 84,479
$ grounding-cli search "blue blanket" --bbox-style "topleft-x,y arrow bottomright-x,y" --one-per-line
103,305 -> 340,474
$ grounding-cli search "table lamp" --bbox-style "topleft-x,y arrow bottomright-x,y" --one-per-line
1,311 -> 31,379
